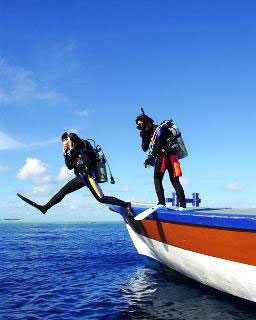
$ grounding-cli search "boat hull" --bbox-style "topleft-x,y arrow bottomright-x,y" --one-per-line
109,204 -> 256,302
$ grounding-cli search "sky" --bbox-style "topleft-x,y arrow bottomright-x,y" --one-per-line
0,0 -> 255,222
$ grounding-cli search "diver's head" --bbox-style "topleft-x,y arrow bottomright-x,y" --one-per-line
135,108 -> 154,131
61,132 -> 73,151
61,132 -> 69,142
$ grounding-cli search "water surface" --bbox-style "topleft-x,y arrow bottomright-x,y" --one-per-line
0,222 -> 255,319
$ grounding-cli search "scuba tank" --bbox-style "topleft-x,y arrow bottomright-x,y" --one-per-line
86,139 -> 115,184
95,146 -> 108,183
167,124 -> 188,159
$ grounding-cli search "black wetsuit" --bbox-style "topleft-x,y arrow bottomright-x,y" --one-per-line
140,126 -> 186,207
41,133 -> 127,213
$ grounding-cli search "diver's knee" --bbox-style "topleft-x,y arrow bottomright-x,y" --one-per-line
154,175 -> 163,183
154,173 -> 161,179
98,196 -> 105,203
56,188 -> 67,198
172,177 -> 180,184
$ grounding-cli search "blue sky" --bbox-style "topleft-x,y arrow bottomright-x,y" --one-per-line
0,0 -> 255,221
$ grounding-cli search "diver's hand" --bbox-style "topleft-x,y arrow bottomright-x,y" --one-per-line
63,141 -> 69,155
144,155 -> 153,168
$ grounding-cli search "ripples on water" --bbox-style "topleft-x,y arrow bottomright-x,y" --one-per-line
0,222 -> 255,320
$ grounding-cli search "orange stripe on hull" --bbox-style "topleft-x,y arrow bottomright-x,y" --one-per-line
138,219 -> 256,266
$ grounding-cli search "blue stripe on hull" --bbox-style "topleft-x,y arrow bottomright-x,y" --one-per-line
109,205 -> 256,230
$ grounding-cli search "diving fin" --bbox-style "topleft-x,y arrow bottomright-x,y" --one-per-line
17,193 -> 46,214
135,204 -> 164,221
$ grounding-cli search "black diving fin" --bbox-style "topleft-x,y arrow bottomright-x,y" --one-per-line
17,193 -> 46,214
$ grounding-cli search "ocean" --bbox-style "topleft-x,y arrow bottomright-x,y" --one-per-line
0,222 -> 255,320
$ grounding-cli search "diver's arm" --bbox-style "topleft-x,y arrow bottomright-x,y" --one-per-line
150,129 -> 165,156
64,154 -> 74,170
140,130 -> 151,152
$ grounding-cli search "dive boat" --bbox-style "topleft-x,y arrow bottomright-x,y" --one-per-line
109,202 -> 256,303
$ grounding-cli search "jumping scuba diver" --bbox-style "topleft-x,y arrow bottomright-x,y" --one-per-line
136,109 -> 187,209
17,132 -> 135,217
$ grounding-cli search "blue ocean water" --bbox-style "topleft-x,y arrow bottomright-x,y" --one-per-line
0,222 -> 255,320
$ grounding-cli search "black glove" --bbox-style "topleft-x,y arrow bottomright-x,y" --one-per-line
140,130 -> 150,139
144,155 -> 154,168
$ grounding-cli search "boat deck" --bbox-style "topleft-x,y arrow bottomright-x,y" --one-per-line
132,203 -> 256,216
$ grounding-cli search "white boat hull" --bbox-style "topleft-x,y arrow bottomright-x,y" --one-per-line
126,224 -> 256,302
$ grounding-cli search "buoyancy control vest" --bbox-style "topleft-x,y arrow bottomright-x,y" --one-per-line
151,120 -> 188,159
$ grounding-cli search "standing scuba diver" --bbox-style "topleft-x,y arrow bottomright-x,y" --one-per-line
136,109 -> 187,209
17,132 -> 135,217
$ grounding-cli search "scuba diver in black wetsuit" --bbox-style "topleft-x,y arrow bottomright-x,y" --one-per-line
136,109 -> 186,209
17,132 -> 135,217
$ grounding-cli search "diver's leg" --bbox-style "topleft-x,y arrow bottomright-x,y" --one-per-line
42,176 -> 85,213
154,157 -> 166,205
167,159 -> 186,208
82,174 -> 135,216
83,174 -> 127,206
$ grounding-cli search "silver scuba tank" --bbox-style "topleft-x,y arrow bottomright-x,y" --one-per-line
95,146 -> 108,183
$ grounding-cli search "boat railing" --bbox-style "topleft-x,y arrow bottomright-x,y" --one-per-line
166,192 -> 201,207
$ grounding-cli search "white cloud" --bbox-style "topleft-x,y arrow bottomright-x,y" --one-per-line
0,131 -> 59,151
56,166 -> 73,182
2,198 -> 27,209
69,204 -> 78,210
57,196 -> 102,213
32,185 -> 52,195
225,182 -> 243,191
35,175 -> 51,185
0,165 -> 9,172
180,177 -> 192,186
0,131 -> 25,150
75,109 -> 89,117
16,158 -> 53,195
0,58 -> 63,105
17,158 -> 48,182
29,138 -> 59,148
